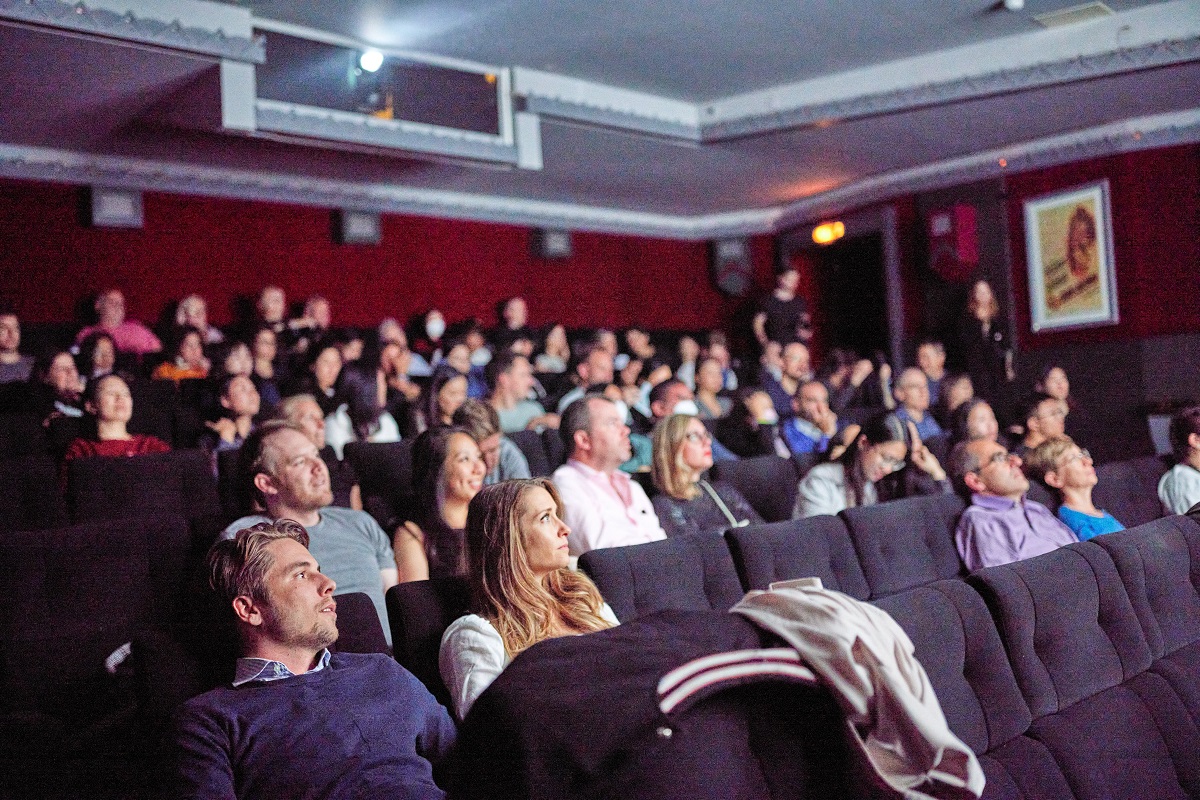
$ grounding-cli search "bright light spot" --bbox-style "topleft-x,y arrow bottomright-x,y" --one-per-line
360,50 -> 384,73
812,221 -> 845,245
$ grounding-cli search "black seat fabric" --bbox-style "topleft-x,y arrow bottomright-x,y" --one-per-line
0,453 -> 68,530
344,440 -> 414,529
725,517 -> 869,599
840,492 -> 966,598
1092,454 -> 1170,528
540,428 -> 565,473
710,455 -> 800,523
385,577 -> 471,708
508,429 -> 551,477
0,412 -> 48,456
578,532 -> 746,621
65,449 -> 219,523
873,580 -> 1074,799
330,591 -> 391,656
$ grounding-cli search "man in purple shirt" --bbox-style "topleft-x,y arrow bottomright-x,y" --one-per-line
948,439 -> 1077,571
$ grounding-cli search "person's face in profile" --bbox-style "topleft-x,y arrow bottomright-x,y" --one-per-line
519,485 -> 570,578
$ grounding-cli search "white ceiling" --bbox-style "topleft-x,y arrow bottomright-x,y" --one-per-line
0,0 -> 1197,238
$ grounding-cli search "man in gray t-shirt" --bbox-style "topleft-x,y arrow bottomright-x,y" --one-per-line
222,421 -> 398,642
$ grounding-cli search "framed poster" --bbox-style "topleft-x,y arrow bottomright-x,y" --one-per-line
1023,180 -> 1117,332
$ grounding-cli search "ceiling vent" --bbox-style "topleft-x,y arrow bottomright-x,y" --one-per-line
1032,2 -> 1115,28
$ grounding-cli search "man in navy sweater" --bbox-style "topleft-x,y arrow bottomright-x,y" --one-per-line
172,519 -> 455,799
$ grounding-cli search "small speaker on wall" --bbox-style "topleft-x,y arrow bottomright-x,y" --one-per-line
86,186 -> 143,228
333,209 -> 382,245
531,229 -> 572,260
709,237 -> 754,298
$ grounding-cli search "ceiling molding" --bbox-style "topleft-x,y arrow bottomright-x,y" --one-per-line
0,109 -> 1196,241
0,0 -> 263,61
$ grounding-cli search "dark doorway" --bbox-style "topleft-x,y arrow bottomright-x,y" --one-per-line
810,233 -> 889,360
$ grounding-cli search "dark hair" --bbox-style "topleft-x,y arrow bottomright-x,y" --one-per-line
1169,405 -> 1200,461
950,397 -> 992,447
422,363 -> 467,430
169,325 -> 205,358
648,377 -> 686,415
838,412 -> 911,507
485,349 -> 524,392
1018,392 -> 1056,426
947,441 -> 981,496
411,426 -> 475,573
82,370 -> 132,412
207,518 -> 310,608
76,330 -> 116,374
339,365 -> 386,439
236,420 -> 304,511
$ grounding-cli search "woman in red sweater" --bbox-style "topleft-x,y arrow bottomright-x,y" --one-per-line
63,373 -> 171,462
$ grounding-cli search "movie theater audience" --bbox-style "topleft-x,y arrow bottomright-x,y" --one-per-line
453,399 -> 531,485
174,293 -> 224,345
62,373 -> 171,463
651,414 -> 761,537
1023,436 -> 1124,541
34,349 -> 85,422
151,326 -> 210,383
0,307 -> 33,383
439,479 -> 618,719
692,356 -> 731,419
74,288 -> 162,356
1012,392 -> 1067,460
422,364 -> 469,431
1158,404 -> 1200,515
274,393 -> 361,510
76,330 -> 117,385
201,374 -> 260,454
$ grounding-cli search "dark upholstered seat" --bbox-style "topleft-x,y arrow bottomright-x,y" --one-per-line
508,429 -> 552,477
385,577 -> 471,709
0,412 -> 48,456
541,427 -> 565,472
579,532 -> 746,622
725,516 -> 870,599
1092,454 -> 1171,528
344,440 -> 414,529
0,452 -> 68,530
710,454 -> 800,523
64,448 -> 219,524
840,492 -> 966,598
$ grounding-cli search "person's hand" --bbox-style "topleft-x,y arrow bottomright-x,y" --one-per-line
205,418 -> 238,444
530,413 -> 561,430
816,406 -> 838,436
849,359 -> 874,387
878,361 -> 892,384
907,421 -> 945,480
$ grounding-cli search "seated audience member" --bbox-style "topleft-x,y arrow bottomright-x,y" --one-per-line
675,335 -> 700,389
73,288 -> 162,356
439,479 -> 617,719
650,414 -> 762,537
375,340 -> 420,437
274,394 -> 359,510
254,285 -> 288,337
220,341 -> 254,379
486,350 -> 557,433
783,379 -> 845,458
34,350 -> 85,422
422,364 -> 469,431
1035,364 -> 1074,412
378,317 -> 433,377
916,339 -> 947,406
174,520 -> 454,798
534,323 -> 570,374
63,373 -> 171,463
395,427 -> 486,582
249,325 -> 282,412
175,293 -> 224,345
460,320 -> 492,368
693,356 -> 732,419
285,294 -> 332,356
0,307 -> 34,383
152,326 -> 210,383
645,377 -> 736,462
589,382 -> 653,474
323,366 -> 402,459
948,439 -> 1077,571
1023,436 -> 1124,541
1158,405 -> 1200,515
949,397 -> 1001,447
442,338 -> 488,399
715,388 -> 791,459
624,325 -> 657,363
893,367 -> 943,440
287,339 -> 344,416
1012,392 -> 1067,460
453,399 -> 531,485
706,335 -> 739,391
224,421 -> 396,637
795,413 -> 949,518
556,342 -> 615,413
933,372 -> 973,429
553,395 -> 667,555
818,347 -> 893,414
412,309 -> 447,364
490,296 -> 534,351
202,374 -> 260,454
594,328 -> 620,363
763,341 -> 812,420
76,330 -> 117,385
334,327 -> 365,367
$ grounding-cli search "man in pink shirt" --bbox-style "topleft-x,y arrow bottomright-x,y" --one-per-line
553,395 -> 666,556
73,289 -> 162,356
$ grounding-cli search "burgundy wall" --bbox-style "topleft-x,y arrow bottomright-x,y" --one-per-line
1005,144 -> 1200,349
0,179 -> 775,334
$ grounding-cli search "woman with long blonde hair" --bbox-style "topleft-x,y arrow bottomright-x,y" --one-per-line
439,478 -> 617,719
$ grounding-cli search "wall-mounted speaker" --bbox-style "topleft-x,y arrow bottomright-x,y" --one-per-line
333,209 -> 382,245
86,186 -> 143,228
927,203 -> 978,282
709,237 -> 754,297
531,229 -> 572,260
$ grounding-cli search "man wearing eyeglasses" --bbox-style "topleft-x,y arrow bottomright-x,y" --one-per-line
948,438 -> 1077,570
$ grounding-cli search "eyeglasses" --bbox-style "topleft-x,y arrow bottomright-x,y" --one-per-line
879,453 -> 906,471
685,431 -> 712,444
982,450 -> 1015,468
1038,406 -> 1067,419
1057,448 -> 1091,467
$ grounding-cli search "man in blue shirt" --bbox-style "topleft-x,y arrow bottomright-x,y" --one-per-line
893,367 -> 944,441
782,379 -> 842,457
173,520 -> 455,799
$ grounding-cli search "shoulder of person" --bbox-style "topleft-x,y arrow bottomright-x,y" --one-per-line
221,514 -> 270,539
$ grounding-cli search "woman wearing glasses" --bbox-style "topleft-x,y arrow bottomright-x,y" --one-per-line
795,412 -> 950,518
1022,436 -> 1123,541
650,414 -> 762,537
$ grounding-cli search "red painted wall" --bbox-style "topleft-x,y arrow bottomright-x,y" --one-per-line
0,179 -> 775,334
1005,144 -> 1200,349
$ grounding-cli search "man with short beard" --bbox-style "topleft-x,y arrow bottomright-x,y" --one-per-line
222,421 -> 397,641
174,520 -> 454,798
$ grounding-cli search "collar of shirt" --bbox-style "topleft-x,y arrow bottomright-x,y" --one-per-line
970,493 -> 1023,511
791,417 -> 828,440
566,458 -> 634,506
233,648 -> 331,687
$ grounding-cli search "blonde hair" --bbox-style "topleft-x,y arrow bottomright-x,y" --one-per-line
466,479 -> 613,657
651,413 -> 702,500
1022,435 -> 1076,485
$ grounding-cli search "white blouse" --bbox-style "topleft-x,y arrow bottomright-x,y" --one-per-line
439,603 -> 619,720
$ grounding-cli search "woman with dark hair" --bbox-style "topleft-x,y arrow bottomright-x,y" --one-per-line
323,365 -> 401,459
34,350 -> 85,424
394,426 -> 486,582
285,338 -> 344,416
1158,405 -> 1200,515
651,414 -> 761,537
421,363 -> 468,431
76,330 -> 117,385
957,278 -> 1014,413
439,478 -> 618,719
795,412 -> 948,518
534,323 -> 570,374
63,372 -> 170,463
949,397 -> 1002,449
250,324 -> 283,412
152,325 -> 210,383
932,372 -> 973,429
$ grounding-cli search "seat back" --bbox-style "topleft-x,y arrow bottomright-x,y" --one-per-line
127,378 -> 177,444
1092,454 -> 1170,529
65,449 -> 219,524
508,429 -> 551,477
710,455 -> 800,523
840,492 -> 966,598
216,446 -> 247,519
386,577 -> 471,707
541,427 -> 566,472
330,591 -> 391,656
0,412 -> 47,457
344,440 -> 415,527
578,532 -> 746,621
0,453 -> 68,530
725,516 -> 869,599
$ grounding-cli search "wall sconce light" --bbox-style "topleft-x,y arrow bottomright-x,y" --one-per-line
812,221 -> 845,245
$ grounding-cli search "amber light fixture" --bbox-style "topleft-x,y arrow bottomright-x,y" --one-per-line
812,221 -> 845,245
